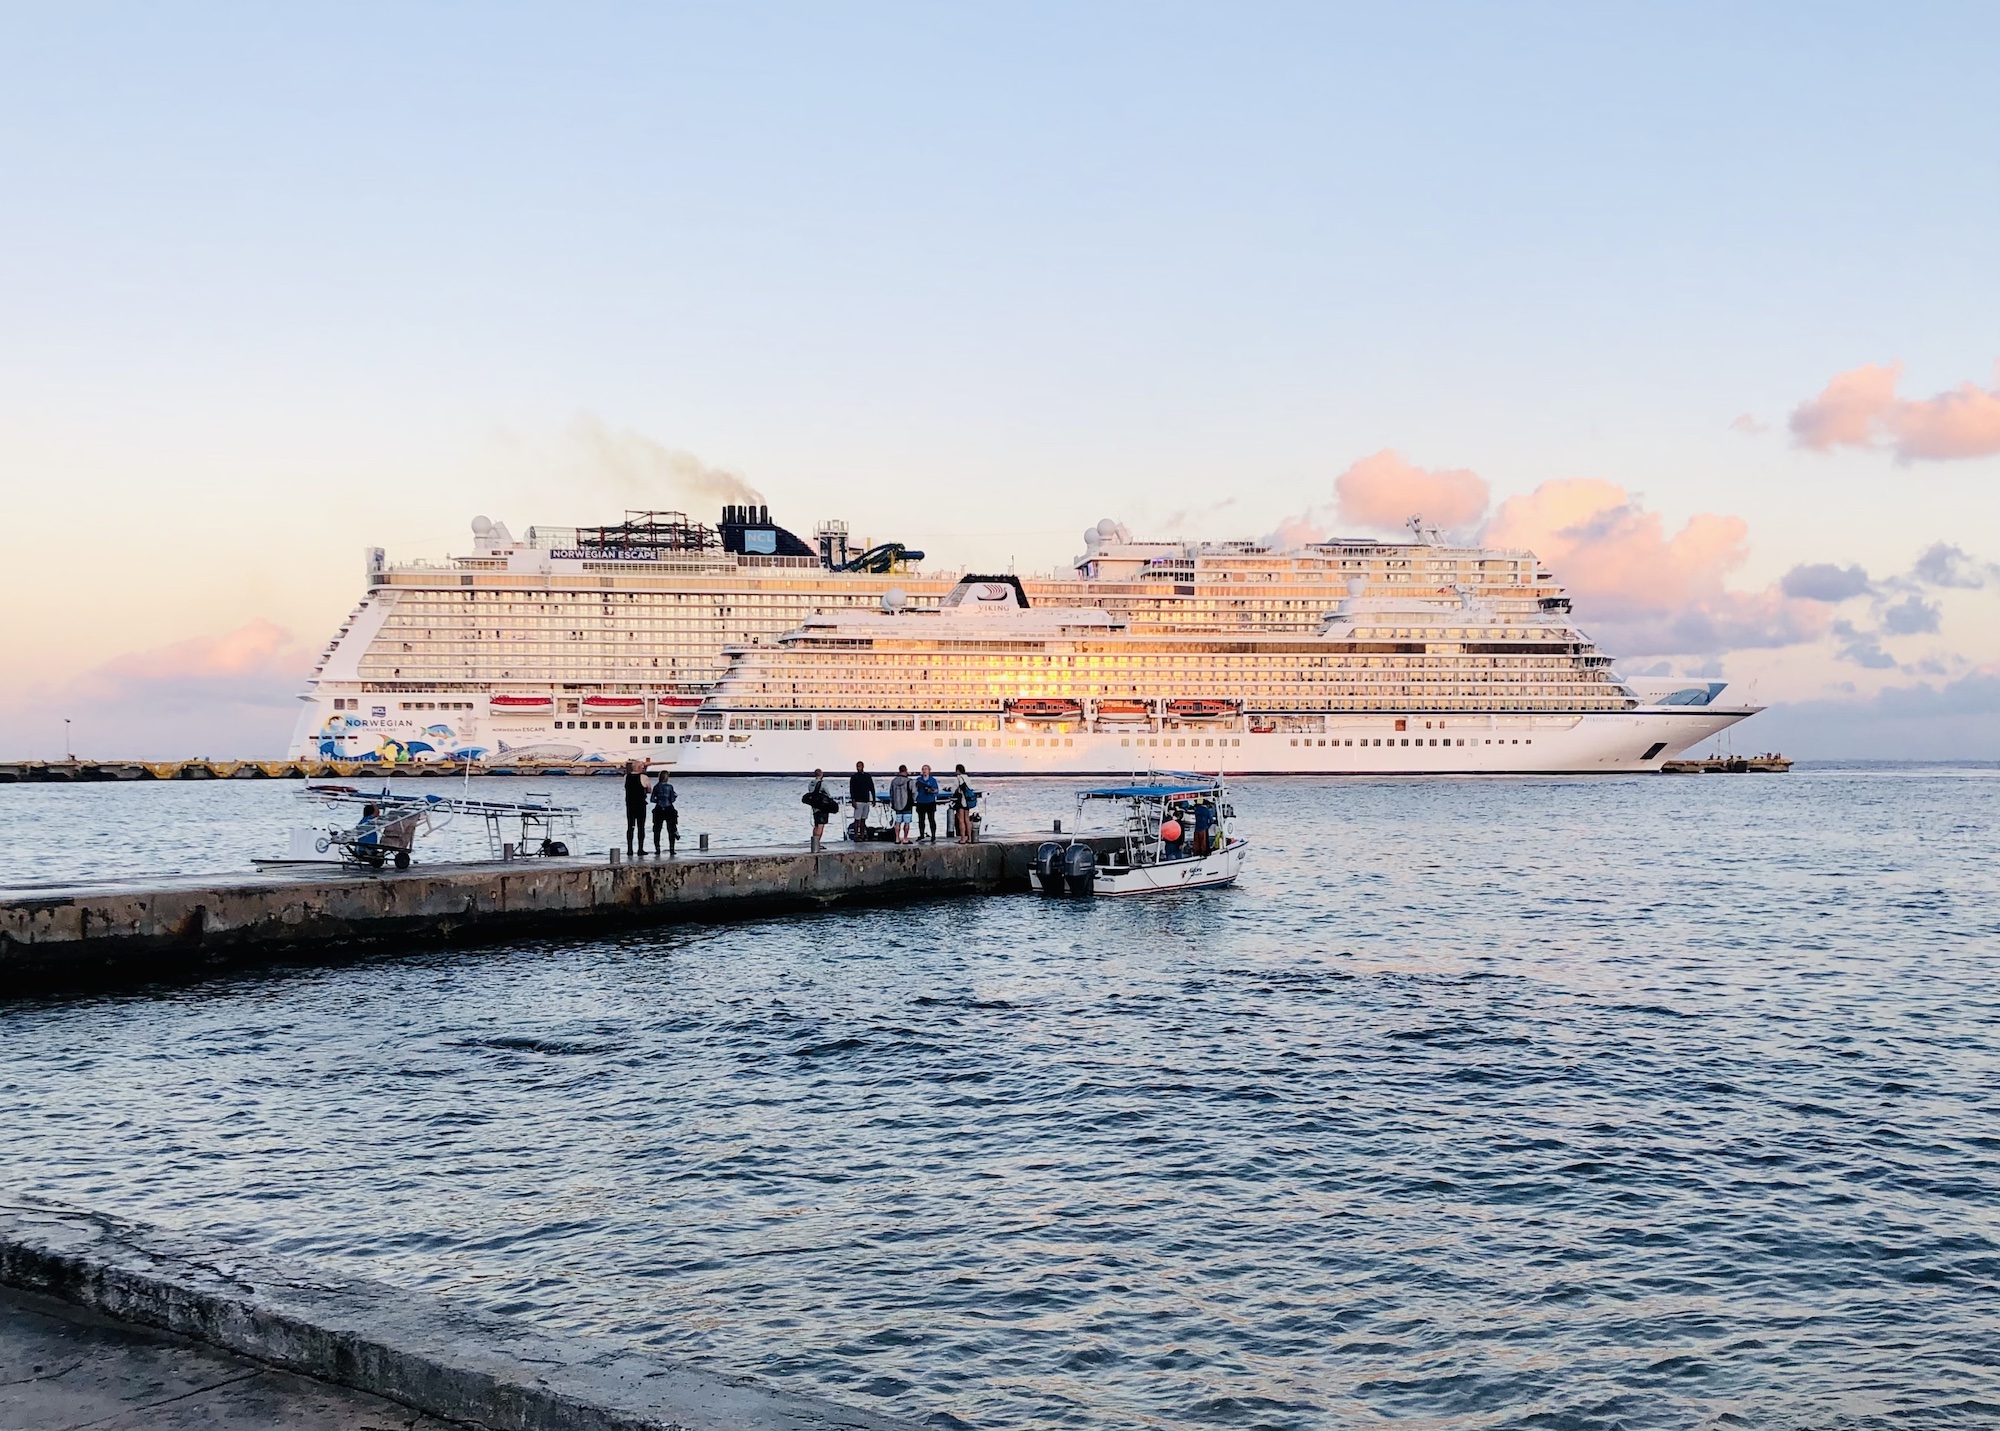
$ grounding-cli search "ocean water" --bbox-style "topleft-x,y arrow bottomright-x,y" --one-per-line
1,767 -> 1996,1428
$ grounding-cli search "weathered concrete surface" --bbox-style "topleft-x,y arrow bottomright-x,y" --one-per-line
0,1281 -> 459,1429
0,833 -> 1114,994
0,1198 -> 921,1431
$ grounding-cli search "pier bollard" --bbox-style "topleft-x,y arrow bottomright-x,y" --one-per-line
1054,818 -> 1063,833
698,833 -> 709,852
502,842 -> 515,861
608,848 -> 621,864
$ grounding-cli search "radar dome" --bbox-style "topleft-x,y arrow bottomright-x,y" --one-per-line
1096,518 -> 1119,538
882,586 -> 908,613
471,515 -> 493,536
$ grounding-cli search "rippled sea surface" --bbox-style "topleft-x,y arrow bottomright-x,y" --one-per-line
3,767 -> 1997,1429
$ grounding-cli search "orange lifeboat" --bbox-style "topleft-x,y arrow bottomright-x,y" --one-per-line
1006,698 -> 1084,722
1165,699 -> 1240,721
1094,699 -> 1151,721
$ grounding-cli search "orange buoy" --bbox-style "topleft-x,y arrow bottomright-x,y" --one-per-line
1160,819 -> 1182,843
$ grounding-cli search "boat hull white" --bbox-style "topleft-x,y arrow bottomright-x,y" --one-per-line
665,707 -> 1757,776
1093,839 -> 1248,896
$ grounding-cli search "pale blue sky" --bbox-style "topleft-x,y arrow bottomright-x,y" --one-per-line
2,3 -> 1997,755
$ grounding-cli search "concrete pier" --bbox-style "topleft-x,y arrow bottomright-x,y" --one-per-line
0,1197 -> 919,1430
0,834 -> 1113,994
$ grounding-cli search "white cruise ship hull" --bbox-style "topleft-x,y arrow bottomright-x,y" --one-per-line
666,707 -> 1756,776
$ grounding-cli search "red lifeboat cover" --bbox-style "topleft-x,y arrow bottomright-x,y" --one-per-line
582,696 -> 645,708
490,694 -> 554,708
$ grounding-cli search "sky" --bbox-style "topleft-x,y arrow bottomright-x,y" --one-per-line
2,2 -> 1996,760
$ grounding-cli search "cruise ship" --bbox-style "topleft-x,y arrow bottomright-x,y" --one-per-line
671,576 -> 1750,775
289,505 -> 1755,772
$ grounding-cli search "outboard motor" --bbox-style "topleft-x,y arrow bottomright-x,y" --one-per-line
1034,841 -> 1069,895
1063,842 -> 1097,896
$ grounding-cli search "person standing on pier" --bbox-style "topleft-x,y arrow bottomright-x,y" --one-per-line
623,761 -> 648,857
914,764 -> 940,843
649,769 -> 678,858
848,761 -> 875,840
804,768 -> 833,852
950,764 -> 976,844
888,765 -> 915,844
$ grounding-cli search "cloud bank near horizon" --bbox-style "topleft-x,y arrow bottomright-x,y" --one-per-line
0,619 -> 311,761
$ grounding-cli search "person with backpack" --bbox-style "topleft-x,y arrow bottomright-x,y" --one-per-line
950,764 -> 978,844
887,764 -> 915,844
648,769 -> 679,858
913,763 -> 941,843
802,768 -> 835,852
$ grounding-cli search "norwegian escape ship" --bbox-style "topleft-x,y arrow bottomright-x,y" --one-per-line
290,507 -> 1755,772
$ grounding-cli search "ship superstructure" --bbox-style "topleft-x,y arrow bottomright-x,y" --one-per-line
290,507 -> 1751,771
671,576 -> 1752,775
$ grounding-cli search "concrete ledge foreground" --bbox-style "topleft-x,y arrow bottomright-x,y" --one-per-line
0,833 -> 1118,993
0,1197 -> 921,1431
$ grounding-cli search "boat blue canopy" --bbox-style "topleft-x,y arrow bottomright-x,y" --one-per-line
1079,777 -> 1222,800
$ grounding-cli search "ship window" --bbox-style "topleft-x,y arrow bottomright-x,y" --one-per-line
1290,739 -> 1297,746
629,736 -> 637,744
1123,739 -> 1132,746
1401,739 -> 1409,746
1064,739 -> 1073,747
934,738 -> 943,747
1232,739 -> 1240,747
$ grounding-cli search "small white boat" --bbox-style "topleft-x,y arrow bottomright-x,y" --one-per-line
1034,772 -> 1248,897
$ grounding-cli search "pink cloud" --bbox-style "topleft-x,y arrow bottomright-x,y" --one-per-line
1789,361 -> 2000,462
1481,479 -> 1827,657
1262,511 -> 1330,549
1334,449 -> 1490,532
2,620 -> 311,760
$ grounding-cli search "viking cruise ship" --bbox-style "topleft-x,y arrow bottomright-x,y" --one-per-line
289,505 -> 1752,771
671,576 -> 1752,775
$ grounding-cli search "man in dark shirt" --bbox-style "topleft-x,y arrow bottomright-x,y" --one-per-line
623,761 -> 648,856
848,761 -> 875,839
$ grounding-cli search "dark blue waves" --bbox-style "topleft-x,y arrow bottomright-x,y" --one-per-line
1,766 -> 1996,1428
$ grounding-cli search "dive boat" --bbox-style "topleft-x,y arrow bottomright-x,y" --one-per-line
1034,772 -> 1248,897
